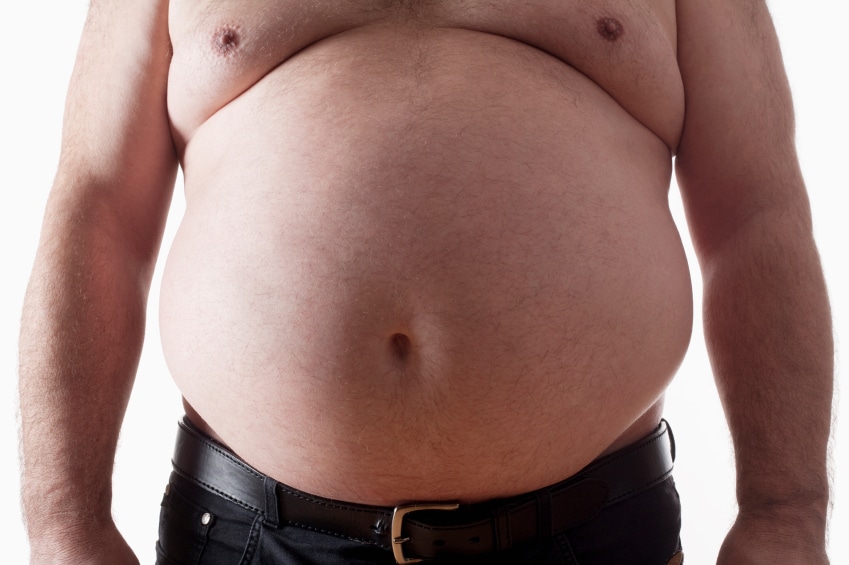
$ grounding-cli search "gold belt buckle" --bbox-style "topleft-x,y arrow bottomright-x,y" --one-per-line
390,502 -> 460,564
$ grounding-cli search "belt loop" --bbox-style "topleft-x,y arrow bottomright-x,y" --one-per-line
536,489 -> 553,540
662,419 -> 676,462
263,477 -> 280,528
493,505 -> 511,551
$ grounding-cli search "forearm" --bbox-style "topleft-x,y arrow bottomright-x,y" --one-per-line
18,193 -> 153,546
702,208 -> 833,526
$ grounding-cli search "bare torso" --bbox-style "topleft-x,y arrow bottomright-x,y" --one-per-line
160,0 -> 693,505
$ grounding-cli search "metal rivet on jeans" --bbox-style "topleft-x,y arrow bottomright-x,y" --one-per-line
201,512 -> 212,525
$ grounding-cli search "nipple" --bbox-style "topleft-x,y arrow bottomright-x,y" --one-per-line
212,25 -> 241,56
597,17 -> 624,42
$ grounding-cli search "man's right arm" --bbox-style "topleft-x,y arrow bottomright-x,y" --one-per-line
19,1 -> 176,562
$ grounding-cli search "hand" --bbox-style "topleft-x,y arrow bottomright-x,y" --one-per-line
28,521 -> 140,565
717,511 -> 829,565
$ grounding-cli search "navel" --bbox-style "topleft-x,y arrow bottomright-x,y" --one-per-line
597,17 -> 624,42
212,25 -> 241,56
389,333 -> 412,363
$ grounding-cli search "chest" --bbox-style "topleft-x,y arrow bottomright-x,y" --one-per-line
171,0 -> 677,50
168,0 -> 683,148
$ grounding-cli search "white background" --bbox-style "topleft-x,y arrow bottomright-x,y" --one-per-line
1,1 -> 846,563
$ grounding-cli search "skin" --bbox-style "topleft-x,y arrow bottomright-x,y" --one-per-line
676,0 -> 832,561
19,0 -> 832,563
163,6 -> 689,503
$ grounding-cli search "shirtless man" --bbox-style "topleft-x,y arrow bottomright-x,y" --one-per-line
19,0 -> 833,563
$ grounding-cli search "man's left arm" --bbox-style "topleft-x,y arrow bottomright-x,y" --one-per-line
675,0 -> 833,562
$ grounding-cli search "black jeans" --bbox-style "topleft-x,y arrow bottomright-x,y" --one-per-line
156,424 -> 684,565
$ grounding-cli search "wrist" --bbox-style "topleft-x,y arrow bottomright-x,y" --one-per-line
25,509 -> 115,548
737,487 -> 829,518
735,500 -> 828,546
28,519 -> 117,559
737,472 -> 829,516
27,519 -> 139,565
721,512 -> 830,565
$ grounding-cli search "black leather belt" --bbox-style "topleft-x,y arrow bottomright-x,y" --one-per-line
172,418 -> 675,563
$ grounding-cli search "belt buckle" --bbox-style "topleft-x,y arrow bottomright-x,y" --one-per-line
391,502 -> 460,564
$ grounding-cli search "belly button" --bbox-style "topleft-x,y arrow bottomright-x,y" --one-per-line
597,17 -> 624,42
212,25 -> 240,56
389,333 -> 412,363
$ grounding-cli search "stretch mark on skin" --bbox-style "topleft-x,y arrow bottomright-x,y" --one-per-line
597,17 -> 624,42
213,25 -> 241,56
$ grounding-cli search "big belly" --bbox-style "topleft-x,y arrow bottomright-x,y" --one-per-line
160,28 -> 693,503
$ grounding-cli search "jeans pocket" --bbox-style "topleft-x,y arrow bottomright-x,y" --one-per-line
157,472 -> 263,565
157,479 -> 214,565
